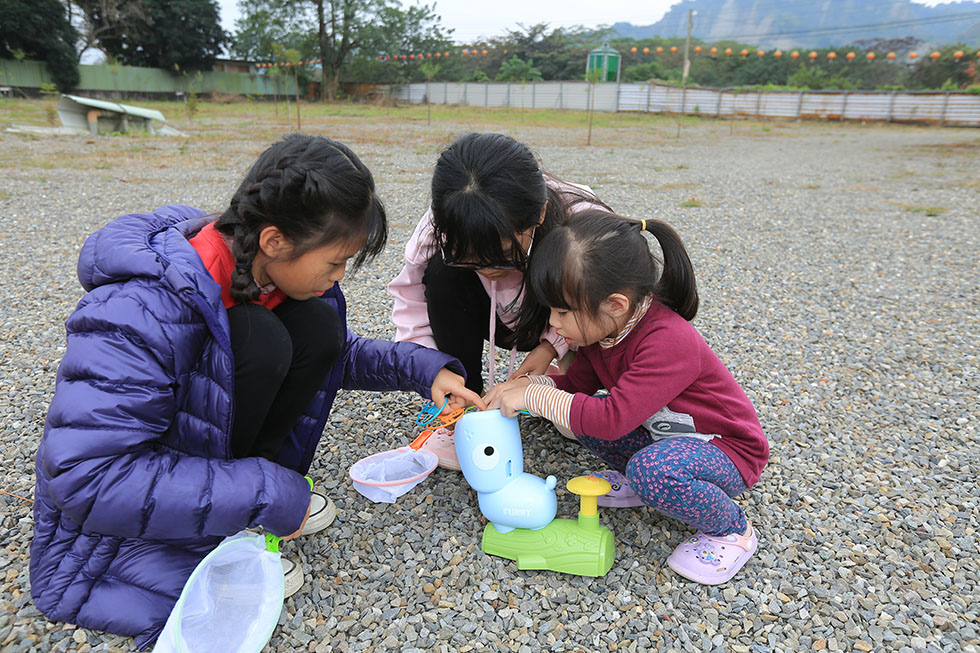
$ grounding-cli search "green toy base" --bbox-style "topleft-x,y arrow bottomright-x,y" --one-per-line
481,515 -> 615,577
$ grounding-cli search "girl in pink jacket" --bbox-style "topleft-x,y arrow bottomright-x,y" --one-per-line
388,133 -> 606,397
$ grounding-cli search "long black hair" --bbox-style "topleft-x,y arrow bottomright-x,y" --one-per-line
527,209 -> 699,324
216,133 -> 387,304
429,132 -> 608,346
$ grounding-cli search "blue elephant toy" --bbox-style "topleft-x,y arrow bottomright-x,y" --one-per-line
454,409 -> 557,533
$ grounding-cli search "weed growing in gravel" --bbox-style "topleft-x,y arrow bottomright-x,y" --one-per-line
907,206 -> 947,216
680,197 -> 703,208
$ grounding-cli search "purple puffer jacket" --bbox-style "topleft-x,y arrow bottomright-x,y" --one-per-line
30,205 -> 463,648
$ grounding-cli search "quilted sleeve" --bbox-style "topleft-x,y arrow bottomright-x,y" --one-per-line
338,330 -> 465,399
39,289 -> 310,540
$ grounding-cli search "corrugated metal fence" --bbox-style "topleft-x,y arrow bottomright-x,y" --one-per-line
0,59 -> 294,98
391,81 -> 980,127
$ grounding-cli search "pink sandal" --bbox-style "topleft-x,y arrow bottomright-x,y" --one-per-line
667,524 -> 758,585
418,427 -> 460,471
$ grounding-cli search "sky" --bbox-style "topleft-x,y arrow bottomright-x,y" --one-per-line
215,0 -> 963,43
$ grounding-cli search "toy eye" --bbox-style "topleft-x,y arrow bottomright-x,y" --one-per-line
472,444 -> 499,471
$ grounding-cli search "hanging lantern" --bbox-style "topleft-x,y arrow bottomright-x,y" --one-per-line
866,52 -> 875,60
774,50 -> 782,58
953,50 -> 963,60
809,51 -> 818,60
724,48 -> 732,55
656,47 -> 664,54
481,49 -> 488,56
757,50 -> 765,57
710,47 -> 718,55
908,52 -> 918,60
846,52 -> 855,61
630,47 -> 638,54
670,46 -> 678,53
790,51 -> 799,59
444,52 -> 450,58
435,52 -> 441,58
929,51 -> 940,59
694,46 -> 702,54
426,53 -> 432,58
462,49 -> 469,55
740,49 -> 749,56
827,52 -> 837,60
643,47 -> 650,54
409,54 -> 415,59
887,51 -> 896,60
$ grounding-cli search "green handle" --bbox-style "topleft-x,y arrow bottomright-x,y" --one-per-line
266,476 -> 312,553
265,533 -> 280,553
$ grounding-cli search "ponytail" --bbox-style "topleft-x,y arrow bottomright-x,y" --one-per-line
639,218 -> 699,320
525,209 -> 698,325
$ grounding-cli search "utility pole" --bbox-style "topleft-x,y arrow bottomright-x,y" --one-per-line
682,9 -> 694,86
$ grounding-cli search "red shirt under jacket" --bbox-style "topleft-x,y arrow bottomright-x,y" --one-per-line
189,222 -> 286,310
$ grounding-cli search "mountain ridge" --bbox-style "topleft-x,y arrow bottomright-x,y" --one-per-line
609,0 -> 980,48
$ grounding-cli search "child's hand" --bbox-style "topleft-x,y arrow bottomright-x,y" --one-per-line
511,342 -> 557,378
281,498 -> 311,541
483,376 -> 531,408
487,385 -> 528,418
431,368 -> 487,412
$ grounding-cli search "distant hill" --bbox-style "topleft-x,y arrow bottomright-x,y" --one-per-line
610,0 -> 980,48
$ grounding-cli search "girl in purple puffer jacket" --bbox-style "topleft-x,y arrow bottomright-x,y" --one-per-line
30,134 -> 482,648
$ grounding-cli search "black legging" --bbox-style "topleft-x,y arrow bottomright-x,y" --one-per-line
228,298 -> 344,460
423,256 -> 538,395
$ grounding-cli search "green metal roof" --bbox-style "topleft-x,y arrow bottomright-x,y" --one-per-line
589,45 -> 620,56
63,94 -> 166,122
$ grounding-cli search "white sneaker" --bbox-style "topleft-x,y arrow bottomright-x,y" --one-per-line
281,557 -> 304,598
299,490 -> 336,536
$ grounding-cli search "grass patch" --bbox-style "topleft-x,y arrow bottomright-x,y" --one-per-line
680,197 -> 703,208
906,205 -> 947,217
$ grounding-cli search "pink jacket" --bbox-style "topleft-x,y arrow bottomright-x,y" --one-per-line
388,180 -> 599,382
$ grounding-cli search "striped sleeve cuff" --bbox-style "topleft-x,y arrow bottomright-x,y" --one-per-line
525,374 -> 556,388
524,384 -> 573,433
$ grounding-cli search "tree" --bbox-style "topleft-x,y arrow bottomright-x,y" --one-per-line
1,0 -> 80,91
495,56 -> 542,82
69,0 -> 150,63
907,44 -> 975,90
97,0 -> 227,73
419,61 -> 439,124
235,0 -> 451,98
490,24 -> 604,81
231,0 -> 313,61
623,60 -> 667,83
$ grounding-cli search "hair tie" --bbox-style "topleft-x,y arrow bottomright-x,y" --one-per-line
234,262 -> 252,275
640,219 -> 647,231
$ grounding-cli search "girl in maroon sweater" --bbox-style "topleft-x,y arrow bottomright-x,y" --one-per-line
486,209 -> 768,585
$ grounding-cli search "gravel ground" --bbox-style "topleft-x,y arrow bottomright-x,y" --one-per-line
0,108 -> 978,652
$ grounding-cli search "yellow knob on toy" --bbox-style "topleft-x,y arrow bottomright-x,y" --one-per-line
567,475 -> 612,518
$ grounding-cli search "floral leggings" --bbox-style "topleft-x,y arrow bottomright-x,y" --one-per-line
577,429 -> 748,537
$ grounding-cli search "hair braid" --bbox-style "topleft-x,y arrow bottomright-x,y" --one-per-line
214,134 -> 387,305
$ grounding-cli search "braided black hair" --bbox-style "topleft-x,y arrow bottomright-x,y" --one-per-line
216,133 -> 387,304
